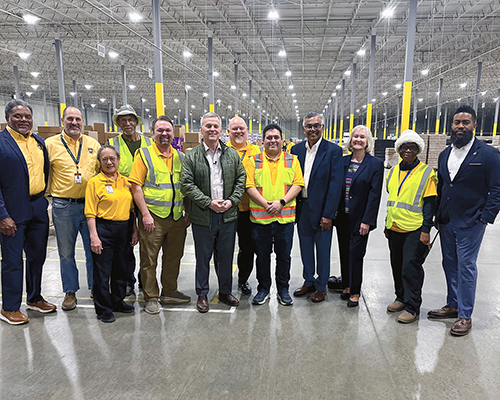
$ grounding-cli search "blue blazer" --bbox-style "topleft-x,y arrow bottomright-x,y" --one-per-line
0,128 -> 49,223
436,138 -> 500,228
291,139 -> 343,229
337,153 -> 384,234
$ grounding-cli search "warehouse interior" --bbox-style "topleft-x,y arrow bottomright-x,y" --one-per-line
1,0 -> 500,399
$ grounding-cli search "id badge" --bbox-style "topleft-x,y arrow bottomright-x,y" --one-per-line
74,173 -> 82,184
106,185 -> 114,194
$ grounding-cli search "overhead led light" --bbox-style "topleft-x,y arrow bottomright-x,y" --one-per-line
460,82 -> 467,88
30,72 -> 40,78
285,70 -> 292,77
372,98 -> 376,102
18,52 -> 31,60
217,99 -> 221,104
288,85 -> 294,90
418,98 -> 423,102
185,84 -> 191,91
421,69 -> 429,76
129,12 -> 143,22
356,109 -> 360,113
174,98 -> 179,103
336,84 -> 341,90
242,93 -> 247,98
481,90 -> 487,96
292,93 -> 296,97
268,10 -> 279,20
85,84 -> 92,90
30,84 -> 39,90
382,92 -> 388,96
494,97 -> 499,102
91,104 -> 96,108
25,91 -> 33,97
128,84 -> 136,90
278,49 -> 286,57
293,99 -> 297,103
228,105 -> 232,110
145,108 -> 150,112
100,98 -> 106,102
295,105 -> 298,109
231,85 -> 236,90
357,49 -> 366,57
191,105 -> 195,109
457,98 -> 462,102
382,7 -> 395,18
344,70 -> 351,76
108,51 -> 119,59
251,99 -> 255,103
23,14 -> 40,24
363,105 -> 367,109
213,71 -> 220,77
183,50 -> 192,58
70,92 -> 76,97
202,92 -> 208,97
436,91 -> 440,95
395,83 -> 402,89
327,99 -> 332,103
142,98 -> 146,102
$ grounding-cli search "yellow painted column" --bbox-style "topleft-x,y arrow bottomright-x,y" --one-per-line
401,81 -> 412,135
249,120 -> 253,134
339,120 -> 344,140
366,103 -> 373,132
349,114 -> 354,134
155,82 -> 164,117
333,123 -> 337,141
435,119 -> 440,135
209,104 -> 214,113
493,123 -> 497,136
59,103 -> 66,123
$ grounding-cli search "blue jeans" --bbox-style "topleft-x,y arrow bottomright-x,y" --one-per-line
440,220 -> 486,319
251,221 -> 294,293
52,198 -> 93,292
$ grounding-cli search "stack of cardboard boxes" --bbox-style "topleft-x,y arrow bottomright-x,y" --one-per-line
34,122 -> 119,145
36,126 -> 63,139
178,125 -> 201,152
419,134 -> 447,169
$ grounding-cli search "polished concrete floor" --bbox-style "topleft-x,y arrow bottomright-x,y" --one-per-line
1,188 -> 500,400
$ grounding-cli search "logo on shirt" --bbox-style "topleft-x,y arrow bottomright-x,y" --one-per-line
88,148 -> 94,153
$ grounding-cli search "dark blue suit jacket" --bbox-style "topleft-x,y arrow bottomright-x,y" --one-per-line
436,138 -> 500,228
0,128 -> 49,224
337,153 -> 384,234
291,138 -> 343,229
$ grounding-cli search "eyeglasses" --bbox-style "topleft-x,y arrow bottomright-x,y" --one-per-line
304,123 -> 323,130
399,145 -> 418,152
101,157 -> 118,163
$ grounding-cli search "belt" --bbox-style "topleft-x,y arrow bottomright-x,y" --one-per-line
30,192 -> 44,202
53,197 -> 85,204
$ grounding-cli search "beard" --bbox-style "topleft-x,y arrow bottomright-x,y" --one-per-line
450,129 -> 473,148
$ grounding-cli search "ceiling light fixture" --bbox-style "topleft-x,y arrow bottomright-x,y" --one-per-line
382,7 -> 395,18
129,12 -> 143,22
278,49 -> 286,57
108,51 -> 119,59
382,92 -> 388,96
183,50 -> 192,58
30,72 -> 40,78
268,10 -> 279,20
25,92 -> 33,97
100,98 -> 106,102
285,70 -> 292,77
421,69 -> 429,76
344,70 -> 351,76
213,71 -> 219,77
128,84 -> 136,90
395,83 -> 402,89
174,99 -> 179,103
18,52 -> 31,60
460,83 -> 467,88
288,85 -> 294,90
357,49 -> 366,57
85,84 -> 92,90
91,104 -> 96,108
30,84 -> 39,90
23,14 -> 40,24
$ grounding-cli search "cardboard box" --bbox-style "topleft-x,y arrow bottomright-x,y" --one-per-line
37,132 -> 58,139
37,126 -> 62,134
85,131 -> 99,142
0,123 -> 7,130
182,142 -> 199,152
174,124 -> 186,138
84,125 -> 93,131
185,132 -> 201,143
93,122 -> 107,133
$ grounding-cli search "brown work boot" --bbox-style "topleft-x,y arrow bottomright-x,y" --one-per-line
62,293 -> 77,311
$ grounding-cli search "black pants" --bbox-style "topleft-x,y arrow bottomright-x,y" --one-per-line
387,228 -> 429,315
236,210 -> 255,284
335,212 -> 369,295
92,218 -> 129,316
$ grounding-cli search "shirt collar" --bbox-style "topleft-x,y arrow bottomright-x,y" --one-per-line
153,142 -> 174,158
306,136 -> 322,151
62,131 -> 82,144
7,125 -> 32,139
203,140 -> 221,153
264,150 -> 282,162
451,136 -> 475,152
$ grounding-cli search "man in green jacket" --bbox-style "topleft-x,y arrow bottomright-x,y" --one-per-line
181,112 -> 246,313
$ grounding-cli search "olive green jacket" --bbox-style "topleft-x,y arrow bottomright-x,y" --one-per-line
181,140 -> 246,226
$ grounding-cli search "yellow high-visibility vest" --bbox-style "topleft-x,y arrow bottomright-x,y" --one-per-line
249,152 -> 296,225
385,162 -> 435,231
109,134 -> 152,177
139,145 -> 184,220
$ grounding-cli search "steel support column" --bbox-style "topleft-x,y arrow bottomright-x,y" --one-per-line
208,36 -> 214,113
435,78 -> 443,134
401,0 -> 418,133
249,79 -> 253,133
350,61 -> 357,134
473,62 -> 482,112
366,31 -> 376,131
152,0 -> 164,117
13,66 -> 20,99
234,63 -> 239,116
493,90 -> 500,136
54,39 -> 67,119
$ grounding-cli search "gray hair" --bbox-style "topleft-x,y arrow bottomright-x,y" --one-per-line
62,106 -> 83,119
201,112 -> 222,127
5,99 -> 33,118
97,144 -> 120,161
346,125 -> 375,153
303,112 -> 324,127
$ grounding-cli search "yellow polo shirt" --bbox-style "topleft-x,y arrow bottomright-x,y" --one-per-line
227,141 -> 260,211
246,151 -> 304,188
7,126 -> 45,195
85,172 -> 133,221
128,143 -> 174,186
45,132 -> 100,198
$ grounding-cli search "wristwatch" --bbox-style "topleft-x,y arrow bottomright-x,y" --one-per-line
280,198 -> 286,207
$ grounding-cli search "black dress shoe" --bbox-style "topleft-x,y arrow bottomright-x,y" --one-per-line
113,301 -> 135,313
219,293 -> 240,307
197,295 -> 209,313
98,312 -> 115,323
328,276 -> 343,291
340,292 -> 350,300
347,299 -> 359,308
238,281 -> 252,295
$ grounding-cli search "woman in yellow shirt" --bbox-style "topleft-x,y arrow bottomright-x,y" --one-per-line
85,145 -> 138,323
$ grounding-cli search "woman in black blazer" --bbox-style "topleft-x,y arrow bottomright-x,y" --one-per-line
334,125 -> 384,307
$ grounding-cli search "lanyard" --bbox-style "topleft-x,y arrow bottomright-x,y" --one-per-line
397,169 -> 411,196
240,149 -> 247,161
61,135 -> 83,170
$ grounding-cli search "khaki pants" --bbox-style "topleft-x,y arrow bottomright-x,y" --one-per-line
138,212 -> 187,301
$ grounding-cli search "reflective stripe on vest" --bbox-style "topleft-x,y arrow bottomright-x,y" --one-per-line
109,135 -> 152,177
140,146 -> 184,219
250,152 -> 296,224
385,163 -> 434,231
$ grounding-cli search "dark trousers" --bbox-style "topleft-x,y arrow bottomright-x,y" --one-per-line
192,211 -> 237,296
335,212 -> 370,295
0,195 -> 48,311
251,221 -> 294,293
236,210 -> 255,284
92,218 -> 129,316
297,201 -> 332,291
387,228 -> 428,315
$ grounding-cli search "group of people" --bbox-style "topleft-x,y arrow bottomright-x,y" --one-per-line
1,99 -> 499,336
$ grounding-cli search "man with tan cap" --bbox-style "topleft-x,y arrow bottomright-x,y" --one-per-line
108,105 -> 152,295
226,116 -> 260,295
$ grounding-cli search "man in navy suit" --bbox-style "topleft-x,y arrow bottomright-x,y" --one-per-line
429,105 -> 500,336
0,100 -> 56,325
291,112 -> 343,302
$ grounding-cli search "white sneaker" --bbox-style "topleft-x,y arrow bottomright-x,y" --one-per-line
144,300 -> 160,314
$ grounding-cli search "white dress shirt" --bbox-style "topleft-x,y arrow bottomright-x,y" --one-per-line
302,137 -> 322,198
448,137 -> 475,181
203,141 -> 224,200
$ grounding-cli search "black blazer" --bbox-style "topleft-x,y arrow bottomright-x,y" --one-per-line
0,128 -> 49,223
436,138 -> 500,228
336,153 -> 384,234
291,138 -> 343,229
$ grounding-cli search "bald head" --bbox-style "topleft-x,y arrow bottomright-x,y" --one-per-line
228,117 -> 248,148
